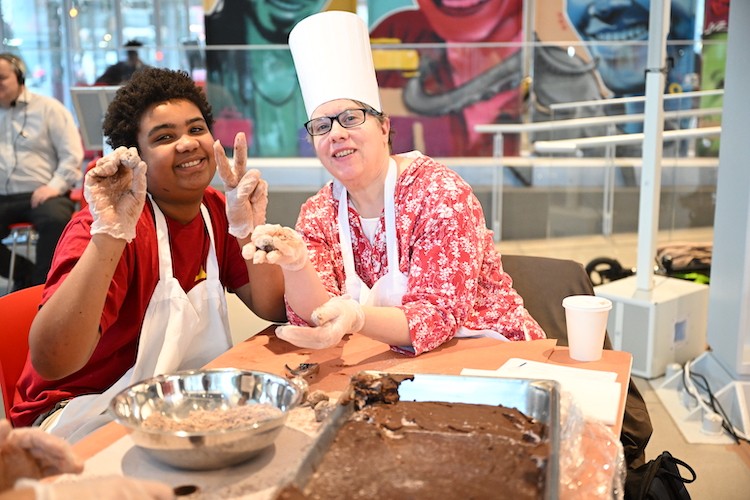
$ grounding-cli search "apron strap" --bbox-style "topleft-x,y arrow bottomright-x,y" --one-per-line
338,159 -> 399,299
199,204 -> 220,281
149,195 -> 174,281
383,158 -> 398,270
338,189 -> 359,297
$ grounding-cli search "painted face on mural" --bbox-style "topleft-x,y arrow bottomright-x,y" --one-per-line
417,0 -> 523,42
566,0 -> 695,95
249,0 -> 329,43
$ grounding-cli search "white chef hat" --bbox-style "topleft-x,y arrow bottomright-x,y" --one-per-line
289,10 -> 382,119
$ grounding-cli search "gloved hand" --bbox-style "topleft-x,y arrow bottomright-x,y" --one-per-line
0,420 -> 83,491
214,133 -> 267,239
16,475 -> 174,500
243,224 -> 308,271
276,295 -> 365,349
84,146 -> 147,243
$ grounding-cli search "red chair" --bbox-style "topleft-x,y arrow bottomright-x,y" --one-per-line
69,187 -> 84,210
70,157 -> 98,212
4,222 -> 37,294
0,284 -> 43,419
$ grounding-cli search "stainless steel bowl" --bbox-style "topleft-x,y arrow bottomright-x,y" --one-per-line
108,368 -> 302,470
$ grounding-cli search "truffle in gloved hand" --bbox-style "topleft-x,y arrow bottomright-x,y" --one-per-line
276,295 -> 365,349
214,133 -> 267,239
83,146 -> 147,243
0,420 -> 83,491
243,224 -> 308,271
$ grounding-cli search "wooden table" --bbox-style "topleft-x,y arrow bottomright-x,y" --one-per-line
74,327 -> 632,499
75,329 -> 632,461
209,329 -> 630,431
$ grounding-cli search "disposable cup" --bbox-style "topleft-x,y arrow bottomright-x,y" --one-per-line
562,295 -> 612,362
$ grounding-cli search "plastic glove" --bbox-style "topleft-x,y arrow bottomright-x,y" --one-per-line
242,224 -> 308,271
16,476 -> 174,500
214,134 -> 267,238
276,295 -> 364,349
0,420 -> 83,491
84,146 -> 147,243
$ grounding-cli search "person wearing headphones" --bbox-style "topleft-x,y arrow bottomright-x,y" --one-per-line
0,53 -> 84,291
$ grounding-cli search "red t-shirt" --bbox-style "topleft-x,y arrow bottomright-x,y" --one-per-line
10,187 -> 249,427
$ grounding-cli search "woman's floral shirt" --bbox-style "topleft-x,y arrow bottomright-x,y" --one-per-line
288,154 -> 545,355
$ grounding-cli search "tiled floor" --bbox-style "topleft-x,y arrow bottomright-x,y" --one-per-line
634,377 -> 750,499
496,227 -> 750,499
496,227 -> 714,274
4,227 -> 749,498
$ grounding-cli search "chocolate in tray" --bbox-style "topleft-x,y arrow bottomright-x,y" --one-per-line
276,372 -> 560,500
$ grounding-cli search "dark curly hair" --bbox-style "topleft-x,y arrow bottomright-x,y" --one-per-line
102,67 -> 214,151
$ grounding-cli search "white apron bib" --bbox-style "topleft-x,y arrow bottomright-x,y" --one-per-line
48,199 -> 232,442
339,158 -> 407,307
338,157 -> 509,343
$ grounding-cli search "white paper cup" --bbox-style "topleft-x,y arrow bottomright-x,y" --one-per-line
562,295 -> 612,362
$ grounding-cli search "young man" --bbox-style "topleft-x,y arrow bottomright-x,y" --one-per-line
10,68 -> 285,442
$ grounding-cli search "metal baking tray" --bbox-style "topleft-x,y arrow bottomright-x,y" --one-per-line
282,372 -> 560,499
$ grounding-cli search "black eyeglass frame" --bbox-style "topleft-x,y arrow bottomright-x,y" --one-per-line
304,108 -> 382,137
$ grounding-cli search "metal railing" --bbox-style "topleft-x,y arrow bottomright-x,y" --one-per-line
474,93 -> 722,241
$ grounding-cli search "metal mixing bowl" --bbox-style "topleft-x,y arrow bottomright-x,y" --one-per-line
108,368 -> 302,470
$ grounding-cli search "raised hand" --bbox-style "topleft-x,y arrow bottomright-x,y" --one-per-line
214,133 -> 267,239
83,146 -> 147,242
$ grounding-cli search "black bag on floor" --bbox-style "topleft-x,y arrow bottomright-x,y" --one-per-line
625,451 -> 696,500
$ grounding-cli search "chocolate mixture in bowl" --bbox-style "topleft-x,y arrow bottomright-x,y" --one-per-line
142,403 -> 282,433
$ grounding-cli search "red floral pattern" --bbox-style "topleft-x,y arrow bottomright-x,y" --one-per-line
288,155 -> 545,355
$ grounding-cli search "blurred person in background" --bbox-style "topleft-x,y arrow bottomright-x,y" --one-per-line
0,53 -> 83,291
95,40 -> 149,86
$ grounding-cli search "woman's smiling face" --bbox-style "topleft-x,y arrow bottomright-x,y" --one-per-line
311,99 -> 390,186
137,99 -> 216,203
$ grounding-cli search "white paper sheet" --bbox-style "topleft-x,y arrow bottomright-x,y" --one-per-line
461,358 -> 622,425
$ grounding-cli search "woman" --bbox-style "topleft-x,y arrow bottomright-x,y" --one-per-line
10,68 -> 285,440
247,11 -> 545,355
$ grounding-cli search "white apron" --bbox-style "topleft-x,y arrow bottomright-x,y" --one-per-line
338,157 -> 509,343
339,158 -> 407,307
48,199 -> 232,442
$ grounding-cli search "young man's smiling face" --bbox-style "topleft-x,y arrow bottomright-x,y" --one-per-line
137,98 -> 216,204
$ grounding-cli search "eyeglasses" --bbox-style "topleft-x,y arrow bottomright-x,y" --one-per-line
304,108 -> 378,136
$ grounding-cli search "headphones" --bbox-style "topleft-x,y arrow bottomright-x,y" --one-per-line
0,53 -> 26,85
